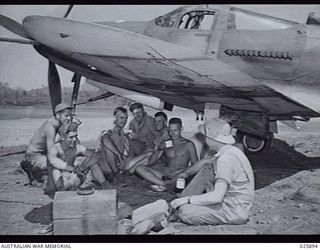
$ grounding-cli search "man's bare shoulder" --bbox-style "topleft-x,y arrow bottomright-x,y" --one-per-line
49,142 -> 61,153
42,118 -> 57,132
180,137 -> 195,146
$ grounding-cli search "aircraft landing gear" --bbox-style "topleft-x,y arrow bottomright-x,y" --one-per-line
236,131 -> 274,154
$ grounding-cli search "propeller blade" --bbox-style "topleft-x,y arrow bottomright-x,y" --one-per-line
0,37 -> 37,45
63,5 -> 74,18
48,61 -> 62,114
71,73 -> 81,112
0,14 -> 32,39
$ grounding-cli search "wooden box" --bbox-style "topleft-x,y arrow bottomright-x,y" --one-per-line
53,189 -> 117,235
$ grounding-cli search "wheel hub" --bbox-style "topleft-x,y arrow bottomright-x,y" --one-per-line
243,134 -> 266,152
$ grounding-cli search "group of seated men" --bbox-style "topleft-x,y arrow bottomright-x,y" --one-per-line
21,102 -> 255,226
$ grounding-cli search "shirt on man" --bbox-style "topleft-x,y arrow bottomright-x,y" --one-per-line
129,115 -> 156,144
214,144 -> 254,222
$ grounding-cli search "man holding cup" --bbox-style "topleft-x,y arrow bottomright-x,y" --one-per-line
134,117 -> 198,192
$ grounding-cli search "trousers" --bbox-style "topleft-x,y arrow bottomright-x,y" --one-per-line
177,163 -> 228,225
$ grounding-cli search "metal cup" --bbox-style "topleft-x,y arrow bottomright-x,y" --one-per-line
176,178 -> 186,190
165,139 -> 173,148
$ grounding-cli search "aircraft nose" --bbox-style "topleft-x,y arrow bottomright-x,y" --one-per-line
23,15 -> 41,30
21,15 -> 195,59
23,15 -> 48,41
23,15 -> 75,51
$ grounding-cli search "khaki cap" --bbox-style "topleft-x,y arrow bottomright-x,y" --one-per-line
54,103 -> 72,114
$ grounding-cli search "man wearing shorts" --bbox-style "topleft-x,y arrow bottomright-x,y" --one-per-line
21,103 -> 73,185
134,118 -> 198,192
46,122 -> 110,194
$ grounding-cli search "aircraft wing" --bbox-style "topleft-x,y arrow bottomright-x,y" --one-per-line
22,16 -> 320,119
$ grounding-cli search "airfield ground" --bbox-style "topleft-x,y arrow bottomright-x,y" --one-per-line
0,107 -> 320,235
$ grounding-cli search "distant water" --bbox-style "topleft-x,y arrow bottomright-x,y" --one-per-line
0,106 -> 115,120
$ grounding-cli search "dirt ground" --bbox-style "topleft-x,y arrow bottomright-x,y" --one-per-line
0,129 -> 319,235
0,108 -> 319,235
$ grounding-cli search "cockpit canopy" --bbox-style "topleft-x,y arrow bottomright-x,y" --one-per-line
228,7 -> 297,30
154,5 -> 297,31
155,6 -> 215,29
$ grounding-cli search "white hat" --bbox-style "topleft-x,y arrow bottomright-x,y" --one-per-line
198,118 -> 235,145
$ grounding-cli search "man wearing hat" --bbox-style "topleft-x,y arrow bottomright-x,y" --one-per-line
45,121 -> 111,194
170,118 -> 254,226
21,103 -> 73,186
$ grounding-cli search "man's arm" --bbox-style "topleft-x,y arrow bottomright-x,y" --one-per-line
45,126 -> 57,152
48,146 -> 74,172
100,132 -> 123,159
179,157 -> 214,178
76,144 -> 94,157
188,180 -> 228,205
187,141 -> 199,165
147,149 -> 164,165
170,180 -> 228,209
149,116 -> 157,137
189,160 -> 232,206
128,121 -> 138,140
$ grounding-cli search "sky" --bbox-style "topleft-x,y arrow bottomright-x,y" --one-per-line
0,5 -> 319,90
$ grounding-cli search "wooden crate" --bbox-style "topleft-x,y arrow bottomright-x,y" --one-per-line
53,189 -> 117,235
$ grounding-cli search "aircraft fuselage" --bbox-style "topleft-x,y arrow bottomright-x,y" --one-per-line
22,5 -> 320,120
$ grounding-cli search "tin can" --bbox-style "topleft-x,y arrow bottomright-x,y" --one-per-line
175,178 -> 186,193
165,139 -> 173,148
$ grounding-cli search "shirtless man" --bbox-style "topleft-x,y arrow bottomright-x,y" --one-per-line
134,118 -> 198,192
21,103 -> 72,185
46,122 -> 110,194
81,106 -> 144,180
97,106 -> 132,176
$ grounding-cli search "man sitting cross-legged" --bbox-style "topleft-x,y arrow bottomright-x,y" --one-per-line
133,118 -> 198,192
45,122 -> 111,195
170,118 -> 254,226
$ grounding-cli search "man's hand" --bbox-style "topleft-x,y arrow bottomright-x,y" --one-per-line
166,169 -> 181,180
170,197 -> 189,210
205,156 -> 216,164
118,160 -> 126,173
178,171 -> 188,179
129,131 -> 138,140
74,168 -> 85,181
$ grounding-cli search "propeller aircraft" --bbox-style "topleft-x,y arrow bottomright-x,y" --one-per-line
1,5 -> 320,153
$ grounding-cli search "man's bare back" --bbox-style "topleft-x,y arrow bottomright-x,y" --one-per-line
21,104 -> 72,185
27,117 -> 59,154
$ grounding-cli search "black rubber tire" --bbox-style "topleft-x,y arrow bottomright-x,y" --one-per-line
236,131 -> 274,155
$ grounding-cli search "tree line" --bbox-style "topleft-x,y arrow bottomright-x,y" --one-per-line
0,82 -> 130,107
